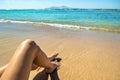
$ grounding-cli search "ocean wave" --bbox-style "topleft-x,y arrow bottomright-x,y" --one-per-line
0,19 -> 120,33
0,19 -> 34,24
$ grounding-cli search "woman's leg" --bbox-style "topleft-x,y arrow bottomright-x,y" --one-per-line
0,53 -> 59,76
0,39 -> 60,80
0,53 -> 59,74
0,64 -> 8,77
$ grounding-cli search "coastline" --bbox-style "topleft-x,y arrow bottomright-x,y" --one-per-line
0,19 -> 120,33
0,23 -> 120,80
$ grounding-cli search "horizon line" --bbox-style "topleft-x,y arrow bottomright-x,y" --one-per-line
0,5 -> 120,10
0,8 -> 120,10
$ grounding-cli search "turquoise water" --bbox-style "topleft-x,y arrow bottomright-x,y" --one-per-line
0,9 -> 120,32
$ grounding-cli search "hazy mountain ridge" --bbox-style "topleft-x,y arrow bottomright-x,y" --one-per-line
45,6 -> 120,10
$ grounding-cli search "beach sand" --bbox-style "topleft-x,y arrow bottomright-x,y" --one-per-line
0,23 -> 120,80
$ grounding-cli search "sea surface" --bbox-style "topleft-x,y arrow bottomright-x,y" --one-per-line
0,9 -> 120,32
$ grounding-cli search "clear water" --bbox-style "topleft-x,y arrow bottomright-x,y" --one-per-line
0,9 -> 120,32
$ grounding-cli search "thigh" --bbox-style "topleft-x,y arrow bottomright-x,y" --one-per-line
0,41 -> 37,80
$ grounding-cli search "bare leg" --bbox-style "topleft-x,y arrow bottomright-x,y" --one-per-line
0,64 -> 8,77
32,53 -> 59,70
0,53 -> 59,72
0,39 -> 60,80
0,53 -> 59,76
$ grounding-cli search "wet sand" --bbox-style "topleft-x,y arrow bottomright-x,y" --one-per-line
0,23 -> 120,80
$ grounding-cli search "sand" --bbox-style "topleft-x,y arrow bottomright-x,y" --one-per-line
0,23 -> 120,80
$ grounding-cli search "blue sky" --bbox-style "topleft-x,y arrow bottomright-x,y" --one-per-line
0,0 -> 120,9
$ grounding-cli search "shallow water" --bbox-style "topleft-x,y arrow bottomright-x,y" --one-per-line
0,9 -> 120,32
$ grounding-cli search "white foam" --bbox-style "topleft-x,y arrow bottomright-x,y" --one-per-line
0,19 -> 34,24
0,19 -> 120,33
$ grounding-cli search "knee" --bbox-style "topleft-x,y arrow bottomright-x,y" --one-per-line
20,39 -> 42,56
17,39 -> 39,57
22,39 -> 36,46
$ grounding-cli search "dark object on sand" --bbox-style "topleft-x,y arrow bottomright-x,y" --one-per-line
52,58 -> 62,62
50,58 -> 62,80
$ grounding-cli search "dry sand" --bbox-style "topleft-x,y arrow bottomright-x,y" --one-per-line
0,23 -> 120,80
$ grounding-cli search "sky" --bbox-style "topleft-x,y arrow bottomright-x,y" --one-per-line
0,0 -> 120,9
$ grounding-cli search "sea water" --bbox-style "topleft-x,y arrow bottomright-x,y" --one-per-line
0,9 -> 120,32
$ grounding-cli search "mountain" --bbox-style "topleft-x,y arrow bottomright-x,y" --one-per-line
45,6 -> 78,10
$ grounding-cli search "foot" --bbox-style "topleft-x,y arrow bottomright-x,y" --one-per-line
45,61 -> 60,73
48,52 -> 59,61
46,52 -> 60,73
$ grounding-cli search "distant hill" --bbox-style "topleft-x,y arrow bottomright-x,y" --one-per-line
45,6 -> 120,10
45,6 -> 79,10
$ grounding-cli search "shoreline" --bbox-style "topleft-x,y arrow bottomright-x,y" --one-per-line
0,20 -> 120,33
0,23 -> 120,80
